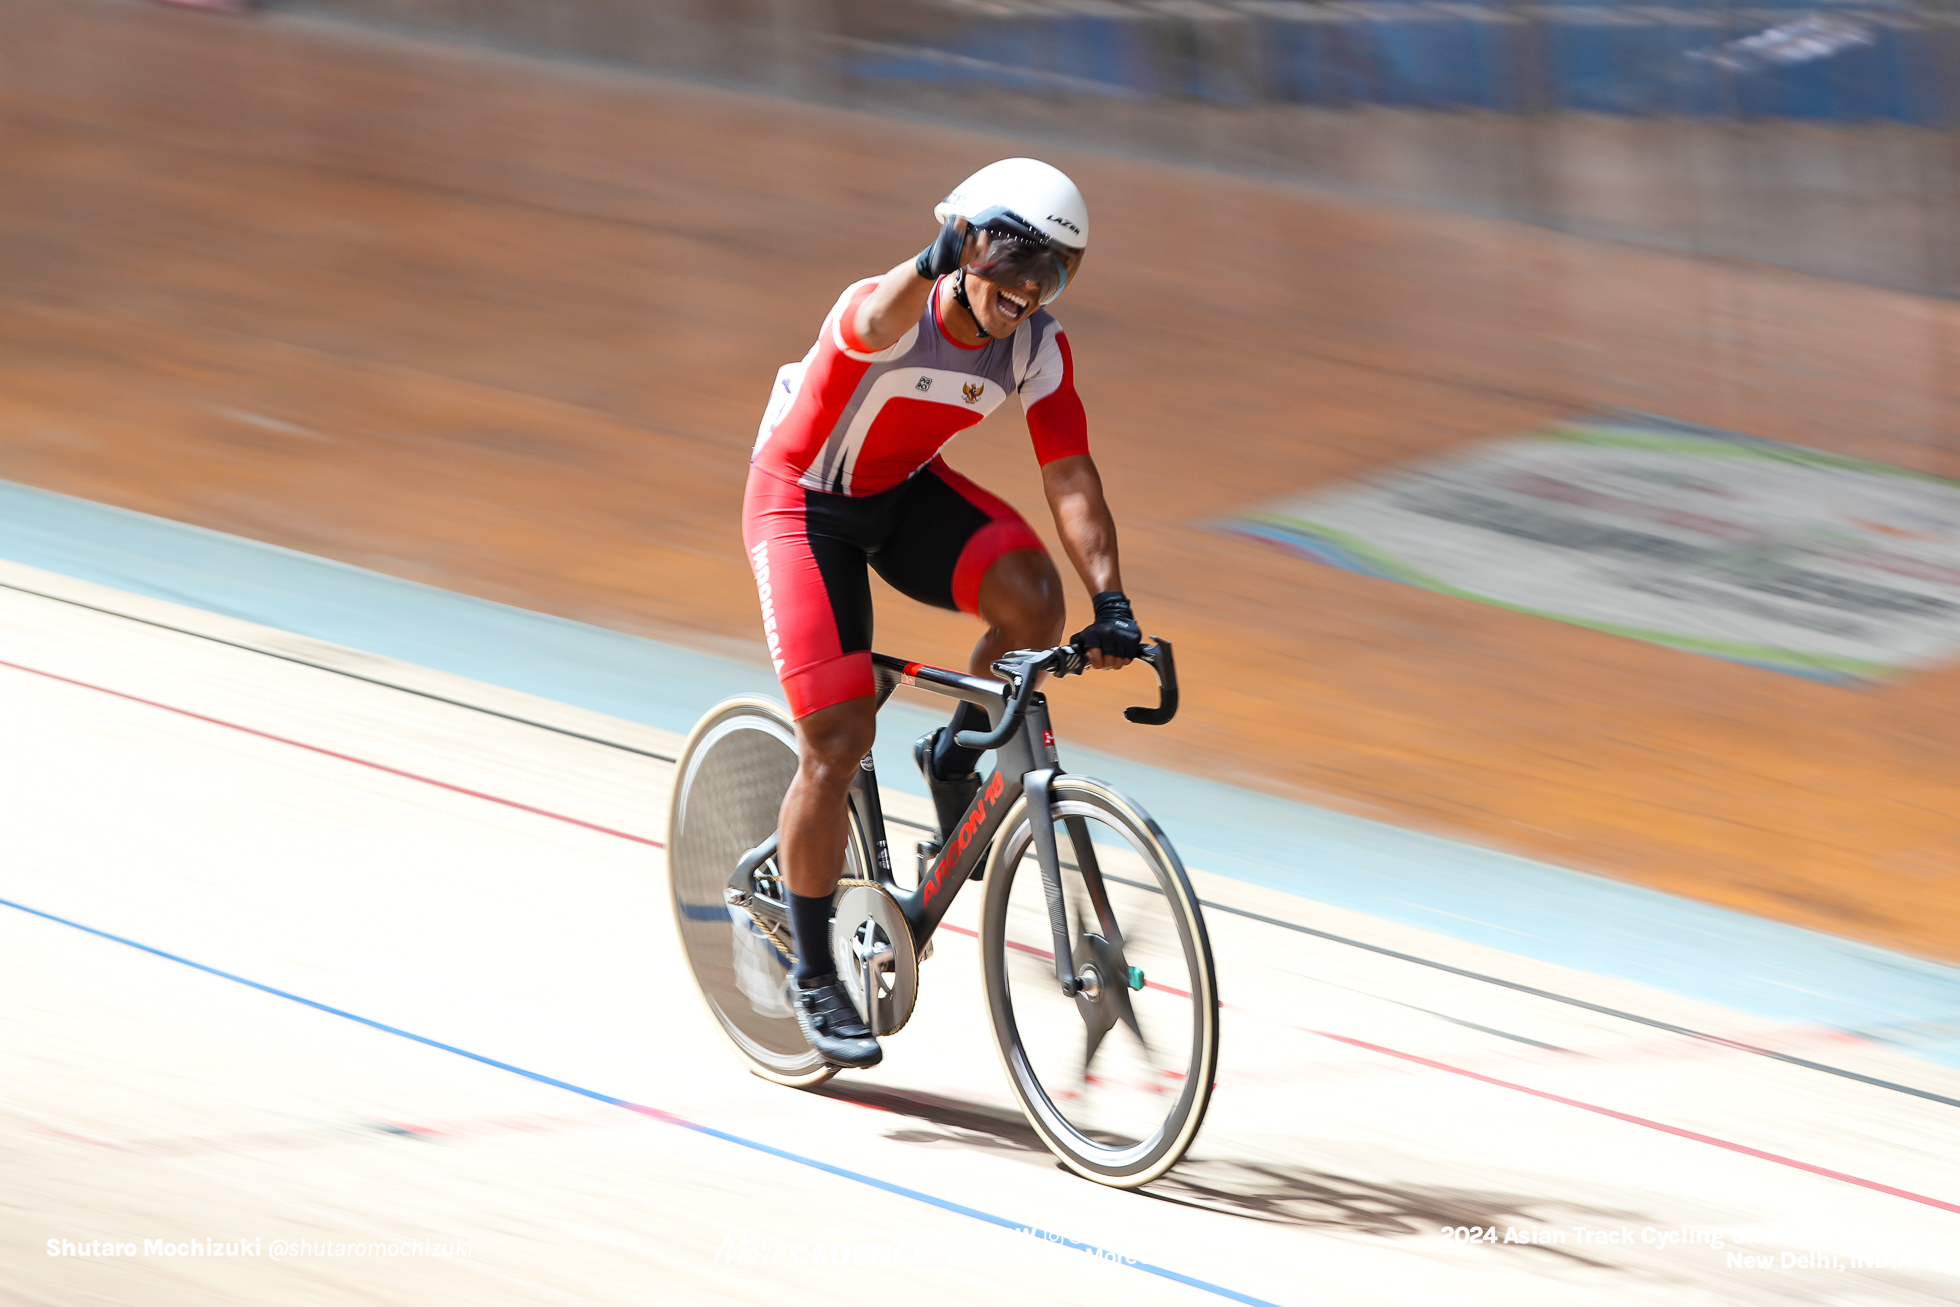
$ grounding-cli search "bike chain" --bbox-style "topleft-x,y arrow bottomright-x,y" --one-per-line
736,899 -> 799,967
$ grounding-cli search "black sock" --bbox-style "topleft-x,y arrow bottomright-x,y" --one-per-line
788,891 -> 835,985
932,701 -> 991,778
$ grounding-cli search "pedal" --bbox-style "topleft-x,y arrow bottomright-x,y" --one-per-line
741,910 -> 797,967
725,887 -> 795,962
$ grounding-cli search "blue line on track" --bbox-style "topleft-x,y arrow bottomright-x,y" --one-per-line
1,894 -> 1283,1307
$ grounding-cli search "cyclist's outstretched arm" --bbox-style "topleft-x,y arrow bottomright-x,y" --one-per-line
1041,454 -> 1134,671
852,221 -> 973,351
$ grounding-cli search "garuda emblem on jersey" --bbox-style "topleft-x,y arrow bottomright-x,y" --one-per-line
962,382 -> 984,405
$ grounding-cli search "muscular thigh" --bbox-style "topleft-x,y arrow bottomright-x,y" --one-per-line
741,467 -> 877,718
870,457 -> 1046,616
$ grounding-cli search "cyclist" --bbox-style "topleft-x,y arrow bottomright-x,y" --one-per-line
743,158 -> 1145,1068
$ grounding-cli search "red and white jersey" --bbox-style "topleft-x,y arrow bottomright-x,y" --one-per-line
752,275 -> 1089,496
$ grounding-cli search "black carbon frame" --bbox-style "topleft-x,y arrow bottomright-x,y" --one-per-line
852,652 -> 1063,950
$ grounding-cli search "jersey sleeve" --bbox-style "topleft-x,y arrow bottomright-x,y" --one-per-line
829,277 -> 918,363
1020,325 -> 1090,465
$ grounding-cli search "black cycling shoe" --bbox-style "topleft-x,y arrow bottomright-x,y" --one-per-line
914,728 -> 983,839
788,974 -> 883,1069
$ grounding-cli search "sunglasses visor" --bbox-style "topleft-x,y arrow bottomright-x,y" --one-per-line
966,222 -> 1083,305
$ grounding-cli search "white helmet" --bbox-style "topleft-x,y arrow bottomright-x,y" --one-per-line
934,157 -> 1089,252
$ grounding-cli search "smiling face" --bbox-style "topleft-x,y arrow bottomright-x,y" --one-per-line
961,266 -> 1041,336
952,228 -> 1083,338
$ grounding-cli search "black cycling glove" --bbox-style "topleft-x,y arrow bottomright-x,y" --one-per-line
915,215 -> 968,281
1070,590 -> 1143,661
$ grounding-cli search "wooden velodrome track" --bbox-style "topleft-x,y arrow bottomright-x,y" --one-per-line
6,566 -> 1955,1304
2,0 -> 1958,961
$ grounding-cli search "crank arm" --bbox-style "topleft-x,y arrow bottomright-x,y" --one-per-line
725,831 -> 792,957
727,831 -> 779,905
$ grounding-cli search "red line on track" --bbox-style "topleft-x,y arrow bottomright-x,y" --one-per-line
1311,1029 -> 1960,1216
12,660 -> 1953,1217
946,930 -> 1957,1212
0,657 -> 664,849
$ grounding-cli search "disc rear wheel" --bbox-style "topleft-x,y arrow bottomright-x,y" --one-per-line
668,697 -> 868,1087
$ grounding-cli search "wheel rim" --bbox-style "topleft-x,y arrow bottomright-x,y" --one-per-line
669,701 -> 836,1082
984,783 -> 1215,1182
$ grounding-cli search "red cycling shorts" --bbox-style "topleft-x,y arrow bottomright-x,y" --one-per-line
742,457 -> 1047,719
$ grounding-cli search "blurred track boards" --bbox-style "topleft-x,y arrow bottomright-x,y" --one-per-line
2,0 -> 1959,960
4,580 -> 1959,1302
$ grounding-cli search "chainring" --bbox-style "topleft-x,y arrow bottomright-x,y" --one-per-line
829,880 -> 920,1036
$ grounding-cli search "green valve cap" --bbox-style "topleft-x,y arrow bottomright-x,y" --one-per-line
1126,966 -> 1145,991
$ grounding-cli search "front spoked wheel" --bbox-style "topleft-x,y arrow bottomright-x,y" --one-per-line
980,776 -> 1219,1187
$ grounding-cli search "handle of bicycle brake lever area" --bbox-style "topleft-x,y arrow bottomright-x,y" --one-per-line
1124,639 -> 1178,726
953,658 -> 1043,751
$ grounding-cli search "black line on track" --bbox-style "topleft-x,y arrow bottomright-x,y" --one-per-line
1100,872 -> 1960,1112
13,576 -> 1956,1111
0,579 -> 678,763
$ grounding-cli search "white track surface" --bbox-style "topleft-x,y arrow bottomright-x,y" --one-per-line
3,566 -> 1957,1305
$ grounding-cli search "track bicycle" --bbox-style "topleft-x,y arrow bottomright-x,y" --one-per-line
667,641 -> 1219,1187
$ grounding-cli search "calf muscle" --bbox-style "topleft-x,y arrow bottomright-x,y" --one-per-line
779,696 -> 876,898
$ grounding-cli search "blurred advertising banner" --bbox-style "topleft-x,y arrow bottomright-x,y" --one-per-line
1222,415 -> 1960,682
263,0 -> 1960,294
836,5 -> 1929,124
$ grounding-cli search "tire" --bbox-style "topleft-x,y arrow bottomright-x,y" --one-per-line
667,697 -> 870,1088
980,775 -> 1219,1187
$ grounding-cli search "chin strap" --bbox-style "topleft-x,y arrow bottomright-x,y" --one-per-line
952,269 -> 993,341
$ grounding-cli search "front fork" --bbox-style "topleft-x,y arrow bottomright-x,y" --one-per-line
1024,770 -> 1136,1001
1022,769 -> 1079,997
